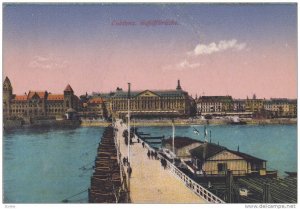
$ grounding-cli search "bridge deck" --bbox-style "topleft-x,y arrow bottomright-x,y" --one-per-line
115,120 -> 206,203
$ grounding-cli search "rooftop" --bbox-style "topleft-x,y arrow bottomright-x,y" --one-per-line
47,94 -> 64,101
113,89 -> 188,98
162,137 -> 202,149
27,91 -> 47,99
64,84 -> 74,92
190,142 -> 266,162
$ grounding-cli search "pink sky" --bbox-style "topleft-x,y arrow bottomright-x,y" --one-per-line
3,4 -> 297,99
3,40 -> 297,99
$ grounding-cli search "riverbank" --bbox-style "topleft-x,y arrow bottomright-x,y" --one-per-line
80,120 -> 111,127
4,118 -> 296,129
3,118 -> 81,130
119,118 -> 297,127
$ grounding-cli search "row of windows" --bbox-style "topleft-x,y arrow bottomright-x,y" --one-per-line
112,101 -> 185,110
113,97 -> 184,101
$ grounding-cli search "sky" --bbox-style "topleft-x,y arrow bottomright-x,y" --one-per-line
3,3 -> 297,99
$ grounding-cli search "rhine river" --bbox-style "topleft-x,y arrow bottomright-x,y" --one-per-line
3,124 -> 297,203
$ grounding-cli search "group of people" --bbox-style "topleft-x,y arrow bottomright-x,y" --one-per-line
147,150 -> 158,160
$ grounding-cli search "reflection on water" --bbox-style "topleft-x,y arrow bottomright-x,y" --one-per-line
3,127 -> 104,203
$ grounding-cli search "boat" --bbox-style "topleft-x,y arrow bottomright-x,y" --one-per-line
285,171 -> 297,177
229,116 -> 247,125
230,121 -> 247,125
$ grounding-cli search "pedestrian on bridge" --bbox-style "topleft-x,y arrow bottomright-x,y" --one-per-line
150,151 -> 154,159
142,142 -> 145,148
154,152 -> 158,160
127,165 -> 132,178
123,157 -> 127,166
147,150 -> 150,159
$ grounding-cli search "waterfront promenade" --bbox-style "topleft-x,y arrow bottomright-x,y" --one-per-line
114,120 -> 205,203
79,118 -> 297,128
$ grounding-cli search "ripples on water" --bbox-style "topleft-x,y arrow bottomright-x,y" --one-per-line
3,127 -> 104,203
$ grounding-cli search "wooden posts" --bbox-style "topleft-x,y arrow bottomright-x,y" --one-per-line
226,170 -> 233,203
263,183 -> 271,203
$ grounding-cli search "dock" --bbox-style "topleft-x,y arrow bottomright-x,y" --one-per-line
114,119 -> 207,203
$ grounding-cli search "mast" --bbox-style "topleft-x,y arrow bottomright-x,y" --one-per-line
204,126 -> 208,142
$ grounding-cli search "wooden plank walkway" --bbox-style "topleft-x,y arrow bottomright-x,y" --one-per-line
115,120 -> 206,203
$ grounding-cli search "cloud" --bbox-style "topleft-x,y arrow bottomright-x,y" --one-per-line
162,59 -> 201,72
178,60 -> 200,69
29,55 -> 68,70
191,39 -> 246,56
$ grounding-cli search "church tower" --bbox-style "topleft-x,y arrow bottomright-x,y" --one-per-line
3,77 -> 13,117
64,84 -> 74,111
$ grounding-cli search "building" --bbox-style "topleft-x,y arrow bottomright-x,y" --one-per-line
245,95 -> 265,113
288,99 -> 297,117
3,77 -> 80,119
110,80 -> 193,118
196,96 -> 233,115
80,97 -> 107,119
233,99 -> 246,112
188,142 -> 266,176
162,137 -> 202,160
264,98 -> 297,118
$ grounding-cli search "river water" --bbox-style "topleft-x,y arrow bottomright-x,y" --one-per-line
139,124 -> 297,176
3,124 -> 297,203
3,127 -> 104,203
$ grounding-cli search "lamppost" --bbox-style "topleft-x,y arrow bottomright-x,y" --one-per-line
172,119 -> 175,164
127,83 -> 131,200
127,83 -> 131,164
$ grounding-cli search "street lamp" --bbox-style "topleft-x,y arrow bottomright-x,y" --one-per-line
172,119 -> 175,164
127,82 -> 131,201
127,83 -> 131,164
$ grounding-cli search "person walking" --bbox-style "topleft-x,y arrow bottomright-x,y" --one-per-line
127,165 -> 132,178
154,152 -> 158,160
147,150 -> 150,159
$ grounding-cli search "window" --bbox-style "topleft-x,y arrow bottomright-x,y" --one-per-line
217,163 -> 227,172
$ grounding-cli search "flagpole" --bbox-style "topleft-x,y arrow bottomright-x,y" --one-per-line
204,125 -> 208,142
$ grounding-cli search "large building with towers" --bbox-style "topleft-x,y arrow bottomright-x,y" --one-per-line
3,77 -> 80,119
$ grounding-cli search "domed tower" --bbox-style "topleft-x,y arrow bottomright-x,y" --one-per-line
64,84 -> 74,110
3,77 -> 13,117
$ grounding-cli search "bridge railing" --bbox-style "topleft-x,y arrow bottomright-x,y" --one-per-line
117,119 -> 225,203
139,135 -> 225,203
165,160 -> 225,203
